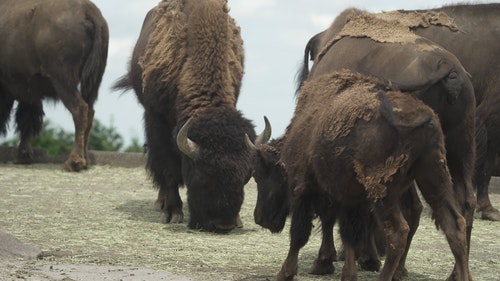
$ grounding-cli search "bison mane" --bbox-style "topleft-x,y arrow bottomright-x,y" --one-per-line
316,9 -> 458,63
139,0 -> 244,122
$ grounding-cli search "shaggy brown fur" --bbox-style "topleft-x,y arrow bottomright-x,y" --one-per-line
140,0 -> 244,121
317,11 -> 438,63
408,3 -> 500,221
113,0 -> 257,232
293,8 -> 476,279
254,70 -> 468,281
314,8 -> 457,64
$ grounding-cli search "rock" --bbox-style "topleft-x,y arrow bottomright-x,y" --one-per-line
0,230 -> 41,258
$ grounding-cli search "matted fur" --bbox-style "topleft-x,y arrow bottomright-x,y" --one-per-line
298,72 -> 420,200
298,71 -> 383,140
139,0 -> 186,99
316,9 -> 457,62
139,0 -> 244,120
353,154 -> 409,200
376,10 -> 458,32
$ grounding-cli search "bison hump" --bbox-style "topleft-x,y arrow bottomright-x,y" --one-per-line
380,91 -> 435,130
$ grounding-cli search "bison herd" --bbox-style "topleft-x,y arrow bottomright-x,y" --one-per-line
0,0 -> 499,280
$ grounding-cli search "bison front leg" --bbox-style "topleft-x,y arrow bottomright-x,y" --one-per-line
14,102 -> 44,164
156,185 -> 183,224
145,111 -> 184,224
278,198 -> 315,281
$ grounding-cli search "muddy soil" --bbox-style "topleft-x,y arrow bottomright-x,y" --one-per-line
1,163 -> 499,281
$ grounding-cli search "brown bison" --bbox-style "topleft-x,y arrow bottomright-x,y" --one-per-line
297,10 -> 477,266
304,4 -> 500,222
0,0 -> 109,171
253,70 -> 470,281
407,3 -> 500,221
113,0 -> 270,232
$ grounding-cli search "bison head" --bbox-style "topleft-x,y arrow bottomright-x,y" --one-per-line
176,112 -> 271,232
252,138 -> 290,233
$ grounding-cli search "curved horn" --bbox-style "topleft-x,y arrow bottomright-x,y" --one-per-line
176,117 -> 199,159
254,116 -> 272,146
245,133 -> 257,151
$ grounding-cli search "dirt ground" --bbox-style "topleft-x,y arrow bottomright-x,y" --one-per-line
1,162 -> 499,281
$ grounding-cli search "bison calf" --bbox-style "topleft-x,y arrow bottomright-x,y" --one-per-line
253,71 -> 470,281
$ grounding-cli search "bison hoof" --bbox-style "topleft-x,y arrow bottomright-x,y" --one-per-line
236,215 -> 243,228
15,150 -> 34,164
309,259 -> 335,275
154,199 -> 164,212
64,159 -> 88,172
277,270 -> 295,281
358,258 -> 381,272
480,207 -> 500,221
159,211 -> 184,224
392,266 -> 408,281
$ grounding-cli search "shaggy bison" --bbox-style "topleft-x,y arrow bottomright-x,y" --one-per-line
253,70 -> 470,281
114,0 -> 270,232
298,10 -> 477,266
303,4 -> 500,222
0,0 -> 109,171
408,3 -> 500,221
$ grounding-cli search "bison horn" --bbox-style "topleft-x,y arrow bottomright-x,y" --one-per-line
255,116 -> 272,146
176,117 -> 200,160
246,116 -> 272,150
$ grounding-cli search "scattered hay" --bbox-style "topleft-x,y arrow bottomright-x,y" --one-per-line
1,163 -> 499,280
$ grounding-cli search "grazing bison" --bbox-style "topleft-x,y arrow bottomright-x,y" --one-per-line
253,70 -> 470,281
304,4 -> 500,222
298,10 -> 476,268
113,0 -> 270,232
0,0 -> 109,171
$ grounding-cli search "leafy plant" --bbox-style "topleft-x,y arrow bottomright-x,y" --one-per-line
0,118 -> 142,156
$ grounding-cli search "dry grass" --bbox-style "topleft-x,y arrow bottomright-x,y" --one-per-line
1,163 -> 499,280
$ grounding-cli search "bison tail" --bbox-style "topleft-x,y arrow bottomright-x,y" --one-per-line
379,91 -> 434,131
111,75 -> 132,92
294,32 -> 321,97
80,9 -> 109,105
294,56 -> 309,98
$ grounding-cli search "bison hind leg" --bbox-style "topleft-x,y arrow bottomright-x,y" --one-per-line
0,92 -> 14,136
14,101 -> 44,164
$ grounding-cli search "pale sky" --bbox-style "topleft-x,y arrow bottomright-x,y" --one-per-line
2,1 -> 494,147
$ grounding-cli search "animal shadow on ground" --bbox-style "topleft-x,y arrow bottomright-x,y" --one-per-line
115,199 -> 164,223
114,199 -> 258,235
